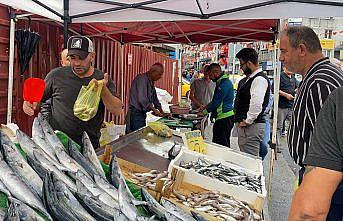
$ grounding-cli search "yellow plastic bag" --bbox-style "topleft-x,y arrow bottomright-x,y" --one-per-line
74,80 -> 103,121
148,121 -> 173,138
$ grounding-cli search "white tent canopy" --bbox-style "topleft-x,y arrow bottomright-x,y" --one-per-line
2,0 -> 343,23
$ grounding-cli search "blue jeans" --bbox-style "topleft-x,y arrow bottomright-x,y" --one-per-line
259,117 -> 270,160
125,107 -> 147,134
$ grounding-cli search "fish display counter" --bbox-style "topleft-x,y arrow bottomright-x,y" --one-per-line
100,126 -> 266,220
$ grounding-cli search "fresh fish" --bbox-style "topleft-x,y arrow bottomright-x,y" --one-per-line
191,211 -> 209,221
38,115 -> 65,150
141,188 -> 166,220
93,174 -> 119,201
4,203 -> 20,221
31,117 -> 58,161
8,197 -> 47,221
113,210 -> 130,221
118,179 -> 140,221
75,189 -> 117,221
2,143 -> 43,198
75,170 -> 119,209
43,172 -> 96,221
82,132 -> 106,178
0,180 -> 11,197
161,198 -> 196,221
0,152 -> 50,220
165,212 -> 183,221
29,150 -> 77,192
67,139 -> 101,178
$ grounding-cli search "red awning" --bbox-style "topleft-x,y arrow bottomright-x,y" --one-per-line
70,19 -> 278,44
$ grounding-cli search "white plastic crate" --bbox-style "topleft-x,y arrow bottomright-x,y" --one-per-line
168,150 -> 266,211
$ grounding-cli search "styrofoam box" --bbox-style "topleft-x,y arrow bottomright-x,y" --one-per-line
168,150 -> 267,211
202,141 -> 264,175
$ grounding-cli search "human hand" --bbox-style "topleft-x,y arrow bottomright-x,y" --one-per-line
197,111 -> 204,117
23,101 -> 38,116
238,120 -> 249,128
286,93 -> 295,100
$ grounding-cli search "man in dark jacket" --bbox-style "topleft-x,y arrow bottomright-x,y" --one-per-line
198,63 -> 235,147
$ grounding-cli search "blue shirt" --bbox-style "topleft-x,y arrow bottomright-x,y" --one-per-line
129,73 -> 161,112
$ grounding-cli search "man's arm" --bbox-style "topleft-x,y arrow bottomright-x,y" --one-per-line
189,81 -> 203,109
203,80 -> 231,115
289,167 -> 342,221
99,73 -> 123,116
279,90 -> 294,100
245,76 -> 268,124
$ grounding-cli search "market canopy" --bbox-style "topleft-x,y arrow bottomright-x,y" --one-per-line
2,0 -> 343,44
2,0 -> 343,22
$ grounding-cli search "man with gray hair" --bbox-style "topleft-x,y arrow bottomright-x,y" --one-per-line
279,26 -> 343,220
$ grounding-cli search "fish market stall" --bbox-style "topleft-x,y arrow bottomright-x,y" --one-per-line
101,126 -> 266,220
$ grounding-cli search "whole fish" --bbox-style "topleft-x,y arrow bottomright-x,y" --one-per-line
43,172 -> 96,221
31,117 -> 58,161
38,115 -> 65,150
160,198 -> 196,221
94,174 -> 119,201
141,188 -> 166,220
0,152 -> 50,220
2,143 -> 43,198
67,139 -> 101,178
29,150 -> 77,193
82,132 -> 106,178
75,170 -> 119,209
165,212 -> 183,221
8,197 -> 46,221
75,188 -> 118,221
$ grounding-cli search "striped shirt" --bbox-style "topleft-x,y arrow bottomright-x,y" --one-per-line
288,57 -> 343,166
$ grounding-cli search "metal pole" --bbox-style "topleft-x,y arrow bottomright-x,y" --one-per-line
63,0 -> 70,48
176,45 -> 182,102
120,34 -> 124,118
7,17 -> 15,124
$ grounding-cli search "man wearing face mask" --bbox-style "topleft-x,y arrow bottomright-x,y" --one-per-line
234,48 -> 270,156
23,36 -> 123,148
198,63 -> 235,148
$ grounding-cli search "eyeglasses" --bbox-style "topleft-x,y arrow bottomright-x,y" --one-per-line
239,62 -> 247,67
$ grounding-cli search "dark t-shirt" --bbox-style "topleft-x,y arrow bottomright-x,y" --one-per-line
304,87 -> 343,172
41,66 -> 116,148
278,72 -> 298,108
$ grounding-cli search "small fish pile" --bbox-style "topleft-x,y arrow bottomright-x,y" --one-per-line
0,114 -> 154,221
179,158 -> 262,193
172,190 -> 262,221
130,170 -> 171,190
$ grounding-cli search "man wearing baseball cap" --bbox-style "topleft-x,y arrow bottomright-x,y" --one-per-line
23,36 -> 123,148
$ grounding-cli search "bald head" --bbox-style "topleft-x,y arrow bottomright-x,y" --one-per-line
60,49 -> 70,67
148,63 -> 164,81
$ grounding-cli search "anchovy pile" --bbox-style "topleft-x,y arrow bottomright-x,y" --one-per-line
0,114 -> 154,221
172,190 -> 262,221
130,170 -> 171,190
180,158 -> 262,193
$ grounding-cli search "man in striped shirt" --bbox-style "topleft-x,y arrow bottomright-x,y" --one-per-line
280,26 -> 343,220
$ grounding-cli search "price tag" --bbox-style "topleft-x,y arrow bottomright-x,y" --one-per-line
182,130 -> 206,154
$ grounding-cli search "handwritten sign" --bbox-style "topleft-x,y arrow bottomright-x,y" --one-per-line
182,130 -> 206,154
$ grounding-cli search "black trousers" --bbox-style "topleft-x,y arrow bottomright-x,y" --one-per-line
212,116 -> 234,148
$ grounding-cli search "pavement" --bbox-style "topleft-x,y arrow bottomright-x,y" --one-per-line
204,125 -> 299,221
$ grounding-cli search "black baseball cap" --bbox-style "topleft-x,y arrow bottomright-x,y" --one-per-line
67,36 -> 94,59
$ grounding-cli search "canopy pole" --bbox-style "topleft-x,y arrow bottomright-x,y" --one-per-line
120,34 -> 124,121
268,19 -> 282,200
63,0 -> 70,48
177,45 -> 182,102
7,15 -> 15,124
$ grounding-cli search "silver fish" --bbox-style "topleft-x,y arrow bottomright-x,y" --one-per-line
0,152 -> 50,220
43,172 -> 96,221
165,212 -> 183,221
8,197 -> 46,221
2,143 -> 42,198
161,198 -> 196,221
0,180 -> 11,197
75,170 -> 119,209
141,188 -> 166,220
94,174 -> 119,201
82,132 -> 106,178
30,150 -> 77,192
113,210 -> 130,221
4,203 -> 20,221
191,211 -> 209,221
31,117 -> 58,161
